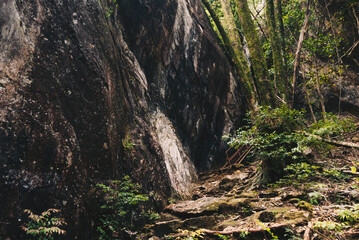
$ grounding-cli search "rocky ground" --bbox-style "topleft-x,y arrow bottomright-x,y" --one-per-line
143,127 -> 359,240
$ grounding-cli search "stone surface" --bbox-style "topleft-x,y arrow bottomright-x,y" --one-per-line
165,197 -> 231,217
0,0 -> 244,238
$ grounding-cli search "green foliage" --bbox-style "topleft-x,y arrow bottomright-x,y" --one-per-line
308,191 -> 324,205
283,228 -> 302,240
336,205 -> 359,224
226,106 -> 307,181
284,162 -> 320,180
122,134 -> 134,152
226,105 -> 355,183
104,0 -> 118,18
96,176 -> 159,240
21,208 -> 66,240
257,221 -> 278,239
304,33 -> 343,59
313,221 -> 343,232
307,113 -> 355,138
215,233 -> 232,240
167,229 -> 205,240
237,230 -> 249,239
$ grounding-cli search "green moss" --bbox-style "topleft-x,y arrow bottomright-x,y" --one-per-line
297,201 -> 313,212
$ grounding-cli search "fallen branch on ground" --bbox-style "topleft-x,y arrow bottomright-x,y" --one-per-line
303,132 -> 359,149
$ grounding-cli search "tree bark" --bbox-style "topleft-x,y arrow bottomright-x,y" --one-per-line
274,0 -> 288,92
292,0 -> 312,107
235,0 -> 276,106
202,0 -> 259,113
266,0 -> 287,99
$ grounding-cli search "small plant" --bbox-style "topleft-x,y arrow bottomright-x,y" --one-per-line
313,221 -> 343,231
21,208 -> 66,240
104,0 -> 118,18
308,191 -> 325,205
215,233 -> 232,240
238,230 -> 249,239
308,113 -> 355,138
122,134 -> 134,152
257,221 -> 278,239
173,229 -> 205,240
283,227 -> 302,240
96,176 -> 159,239
226,106 -> 307,183
336,205 -> 359,224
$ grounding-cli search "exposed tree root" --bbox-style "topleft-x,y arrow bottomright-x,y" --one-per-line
201,223 -> 289,235
303,221 -> 313,240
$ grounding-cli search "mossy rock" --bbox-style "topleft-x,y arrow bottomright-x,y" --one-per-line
226,198 -> 250,208
204,200 -> 229,212
258,211 -> 277,222
297,201 -> 313,212
249,207 -> 291,223
283,210 -> 311,221
259,189 -> 280,198
237,191 -> 258,198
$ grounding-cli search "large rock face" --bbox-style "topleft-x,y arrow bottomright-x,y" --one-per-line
0,0 -> 244,238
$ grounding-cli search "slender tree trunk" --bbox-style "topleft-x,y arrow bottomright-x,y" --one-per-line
315,61 -> 326,121
235,0 -> 276,106
266,0 -> 287,99
274,0 -> 288,89
202,0 -> 259,113
301,64 -> 317,122
292,0 -> 312,107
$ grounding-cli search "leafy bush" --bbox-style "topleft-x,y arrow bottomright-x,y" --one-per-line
96,176 -> 159,240
21,208 -> 66,240
226,106 -> 307,182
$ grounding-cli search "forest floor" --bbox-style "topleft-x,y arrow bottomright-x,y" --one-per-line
146,125 -> 359,240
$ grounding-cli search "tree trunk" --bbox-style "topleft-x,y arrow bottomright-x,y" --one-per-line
235,0 -> 276,106
202,0 -> 259,113
292,0 -> 312,107
274,0 -> 288,92
301,65 -> 317,122
266,0 -> 287,100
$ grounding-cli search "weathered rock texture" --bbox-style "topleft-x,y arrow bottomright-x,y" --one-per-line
0,0 -> 244,238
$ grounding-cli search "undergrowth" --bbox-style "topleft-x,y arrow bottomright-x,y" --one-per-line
225,106 -> 355,184
96,176 -> 158,240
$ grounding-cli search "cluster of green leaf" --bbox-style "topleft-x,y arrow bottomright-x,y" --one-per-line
104,0 -> 118,18
21,208 -> 66,240
304,33 -> 343,59
96,176 -> 159,240
308,113 -> 355,138
336,205 -> 359,224
313,221 -> 344,232
308,191 -> 325,205
283,162 -> 320,180
274,162 -> 351,187
122,134 -> 134,152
